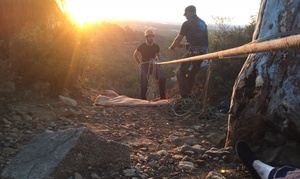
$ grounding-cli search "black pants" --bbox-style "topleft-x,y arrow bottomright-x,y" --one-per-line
269,166 -> 300,179
176,48 -> 206,98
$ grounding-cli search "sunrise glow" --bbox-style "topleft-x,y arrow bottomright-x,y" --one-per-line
58,0 -> 260,27
61,0 -> 110,26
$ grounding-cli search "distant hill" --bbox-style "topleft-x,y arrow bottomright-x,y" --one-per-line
109,19 -> 218,37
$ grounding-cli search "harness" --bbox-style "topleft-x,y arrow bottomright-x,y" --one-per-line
187,46 -> 207,55
181,46 -> 208,74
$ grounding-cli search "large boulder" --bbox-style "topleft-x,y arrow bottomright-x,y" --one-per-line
1,127 -> 130,179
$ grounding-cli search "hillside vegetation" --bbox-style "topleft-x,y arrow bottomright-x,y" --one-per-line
0,0 -> 256,106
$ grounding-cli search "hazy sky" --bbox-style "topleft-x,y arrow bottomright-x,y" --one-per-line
64,0 -> 262,26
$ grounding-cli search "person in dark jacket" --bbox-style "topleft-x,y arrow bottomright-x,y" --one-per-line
169,5 -> 208,98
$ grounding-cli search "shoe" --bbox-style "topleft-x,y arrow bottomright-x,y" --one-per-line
235,140 -> 261,179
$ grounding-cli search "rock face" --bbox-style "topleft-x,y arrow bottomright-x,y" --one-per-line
226,0 -> 300,166
1,127 -> 130,179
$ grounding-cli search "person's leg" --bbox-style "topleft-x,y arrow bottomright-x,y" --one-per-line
175,52 -> 193,98
235,140 -> 262,179
186,61 -> 201,94
269,166 -> 300,179
156,66 -> 166,99
236,140 -> 300,179
140,64 -> 148,100
176,66 -> 190,98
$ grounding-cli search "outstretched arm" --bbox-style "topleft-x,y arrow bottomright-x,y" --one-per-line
169,34 -> 184,50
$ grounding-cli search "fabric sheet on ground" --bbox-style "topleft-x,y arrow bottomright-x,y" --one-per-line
94,90 -> 170,107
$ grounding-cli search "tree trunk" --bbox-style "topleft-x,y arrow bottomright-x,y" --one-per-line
226,0 -> 300,148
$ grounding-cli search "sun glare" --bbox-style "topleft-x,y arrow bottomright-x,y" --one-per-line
57,0 -> 260,27
62,0 -> 109,26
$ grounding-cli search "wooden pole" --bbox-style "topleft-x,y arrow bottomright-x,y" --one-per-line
159,34 -> 300,65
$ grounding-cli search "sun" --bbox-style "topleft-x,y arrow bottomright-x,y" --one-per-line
59,0 -> 110,26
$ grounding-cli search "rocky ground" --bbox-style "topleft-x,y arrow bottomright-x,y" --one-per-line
0,88 -> 253,179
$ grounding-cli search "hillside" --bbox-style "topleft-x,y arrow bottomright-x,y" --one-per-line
112,19 -> 220,36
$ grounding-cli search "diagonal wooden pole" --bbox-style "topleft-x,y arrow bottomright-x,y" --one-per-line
158,34 -> 300,65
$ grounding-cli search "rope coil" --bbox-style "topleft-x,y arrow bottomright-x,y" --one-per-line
146,58 -> 160,101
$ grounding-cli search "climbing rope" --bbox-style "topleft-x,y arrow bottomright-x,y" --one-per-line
169,60 -> 218,125
146,58 -> 160,101
252,30 -> 300,44
195,60 -> 217,123
170,96 -> 202,116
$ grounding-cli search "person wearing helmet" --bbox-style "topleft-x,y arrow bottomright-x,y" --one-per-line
133,29 -> 166,100
169,5 -> 209,98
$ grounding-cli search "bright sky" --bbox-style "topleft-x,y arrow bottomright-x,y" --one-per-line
62,0 -> 261,26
